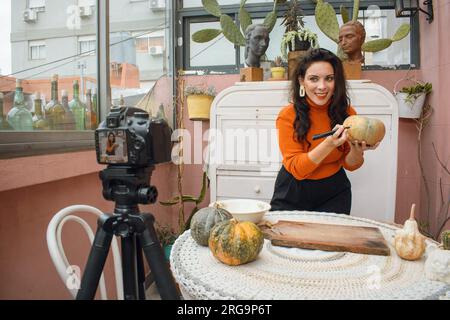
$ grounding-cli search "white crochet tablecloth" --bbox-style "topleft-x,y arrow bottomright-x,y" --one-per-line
170,211 -> 450,300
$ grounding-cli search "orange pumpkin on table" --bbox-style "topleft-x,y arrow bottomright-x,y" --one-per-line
343,115 -> 386,146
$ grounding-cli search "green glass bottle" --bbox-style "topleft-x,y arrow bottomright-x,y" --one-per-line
32,92 -> 49,130
45,74 -> 66,130
69,80 -> 86,130
85,89 -> 97,130
6,79 -> 33,131
0,92 -> 13,130
61,90 -> 76,130
92,88 -> 98,115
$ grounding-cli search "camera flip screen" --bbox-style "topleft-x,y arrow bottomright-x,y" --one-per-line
98,129 -> 128,164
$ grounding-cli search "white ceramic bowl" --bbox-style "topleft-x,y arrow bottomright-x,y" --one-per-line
209,199 -> 271,224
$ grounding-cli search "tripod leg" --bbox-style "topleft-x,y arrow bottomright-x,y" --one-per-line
121,235 -> 139,300
138,215 -> 180,300
76,216 -> 113,300
135,240 -> 147,300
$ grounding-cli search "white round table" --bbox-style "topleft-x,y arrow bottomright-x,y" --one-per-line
170,211 -> 450,300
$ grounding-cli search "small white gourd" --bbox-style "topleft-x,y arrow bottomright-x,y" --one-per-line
393,204 -> 426,261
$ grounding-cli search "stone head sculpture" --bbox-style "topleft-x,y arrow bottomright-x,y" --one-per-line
338,20 -> 366,64
244,24 -> 270,68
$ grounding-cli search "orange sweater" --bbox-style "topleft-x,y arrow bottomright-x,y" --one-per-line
276,97 -> 362,180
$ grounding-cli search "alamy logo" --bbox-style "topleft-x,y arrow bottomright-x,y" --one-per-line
366,265 -> 381,290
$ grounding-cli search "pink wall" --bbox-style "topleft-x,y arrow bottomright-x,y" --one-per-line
1,5 -> 450,298
0,151 -> 177,299
414,1 -> 450,238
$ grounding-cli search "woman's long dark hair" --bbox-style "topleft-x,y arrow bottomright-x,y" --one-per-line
290,48 -> 350,147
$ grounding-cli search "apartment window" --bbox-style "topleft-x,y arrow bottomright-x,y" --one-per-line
29,0 -> 45,11
29,40 -> 46,60
78,0 -> 95,6
78,36 -> 96,56
134,31 -> 164,54
179,0 -> 417,72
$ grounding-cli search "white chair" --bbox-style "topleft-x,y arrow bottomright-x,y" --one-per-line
46,205 -> 124,300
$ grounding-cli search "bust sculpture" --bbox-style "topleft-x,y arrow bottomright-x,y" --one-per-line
338,21 -> 366,64
244,24 -> 270,68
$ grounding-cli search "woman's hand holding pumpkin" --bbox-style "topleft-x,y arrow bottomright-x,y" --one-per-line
349,140 -> 380,152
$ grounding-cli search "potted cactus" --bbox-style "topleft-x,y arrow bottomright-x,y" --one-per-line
270,56 -> 286,80
184,85 -> 216,121
280,0 -> 319,79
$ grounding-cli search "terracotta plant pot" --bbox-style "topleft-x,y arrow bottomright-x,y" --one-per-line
288,51 -> 308,80
186,94 -> 214,121
270,67 -> 286,80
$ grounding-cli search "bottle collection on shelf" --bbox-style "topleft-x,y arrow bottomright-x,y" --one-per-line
1,75 -> 99,131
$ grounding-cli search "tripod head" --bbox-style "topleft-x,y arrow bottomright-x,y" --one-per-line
99,165 -> 158,215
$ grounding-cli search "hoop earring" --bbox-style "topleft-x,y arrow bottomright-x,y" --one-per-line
299,85 -> 305,97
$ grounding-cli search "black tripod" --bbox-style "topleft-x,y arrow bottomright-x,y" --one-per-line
76,166 -> 180,300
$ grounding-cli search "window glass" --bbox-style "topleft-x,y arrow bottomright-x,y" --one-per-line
29,0 -> 45,10
183,0 -> 274,7
0,1 -> 98,132
189,20 -> 236,68
109,0 -> 175,129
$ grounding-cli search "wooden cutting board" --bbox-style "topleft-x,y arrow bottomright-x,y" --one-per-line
259,220 -> 390,256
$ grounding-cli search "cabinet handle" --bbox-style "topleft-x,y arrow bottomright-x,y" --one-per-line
254,185 -> 261,194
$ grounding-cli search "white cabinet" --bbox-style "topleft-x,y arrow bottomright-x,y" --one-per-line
209,80 -> 399,222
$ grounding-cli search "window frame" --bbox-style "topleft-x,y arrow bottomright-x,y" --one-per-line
29,40 -> 46,60
177,0 -> 420,72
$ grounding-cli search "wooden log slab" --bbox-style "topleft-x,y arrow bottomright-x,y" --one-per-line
259,220 -> 390,256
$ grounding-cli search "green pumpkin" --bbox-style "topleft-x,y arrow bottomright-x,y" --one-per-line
208,219 -> 264,266
190,205 -> 232,246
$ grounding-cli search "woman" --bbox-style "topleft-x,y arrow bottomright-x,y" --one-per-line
106,132 -> 119,156
270,48 -> 379,214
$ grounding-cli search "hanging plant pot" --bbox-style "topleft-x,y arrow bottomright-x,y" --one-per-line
186,94 -> 214,121
393,79 -> 430,119
288,39 -> 311,51
395,92 -> 426,119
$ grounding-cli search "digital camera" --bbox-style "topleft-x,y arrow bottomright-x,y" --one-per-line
95,106 -> 172,167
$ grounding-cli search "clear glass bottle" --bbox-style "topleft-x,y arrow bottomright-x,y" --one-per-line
0,92 -> 13,130
45,74 -> 66,130
61,90 -> 76,130
85,89 -> 97,130
156,103 -> 168,122
6,79 -> 33,131
69,80 -> 86,130
32,92 -> 49,130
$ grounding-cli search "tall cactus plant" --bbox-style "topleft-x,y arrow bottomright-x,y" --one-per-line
314,0 -> 410,58
192,0 -> 281,47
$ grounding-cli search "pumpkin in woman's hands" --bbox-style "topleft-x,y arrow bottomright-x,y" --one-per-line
190,205 -> 233,246
208,219 -> 264,266
343,115 -> 386,146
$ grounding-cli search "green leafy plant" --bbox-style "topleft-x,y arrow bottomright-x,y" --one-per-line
313,0 -> 410,60
192,0 -> 280,46
280,29 -> 319,59
281,0 -> 304,33
184,85 -> 217,97
400,82 -> 432,105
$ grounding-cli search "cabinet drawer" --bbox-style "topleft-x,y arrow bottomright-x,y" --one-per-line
216,175 -> 276,200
